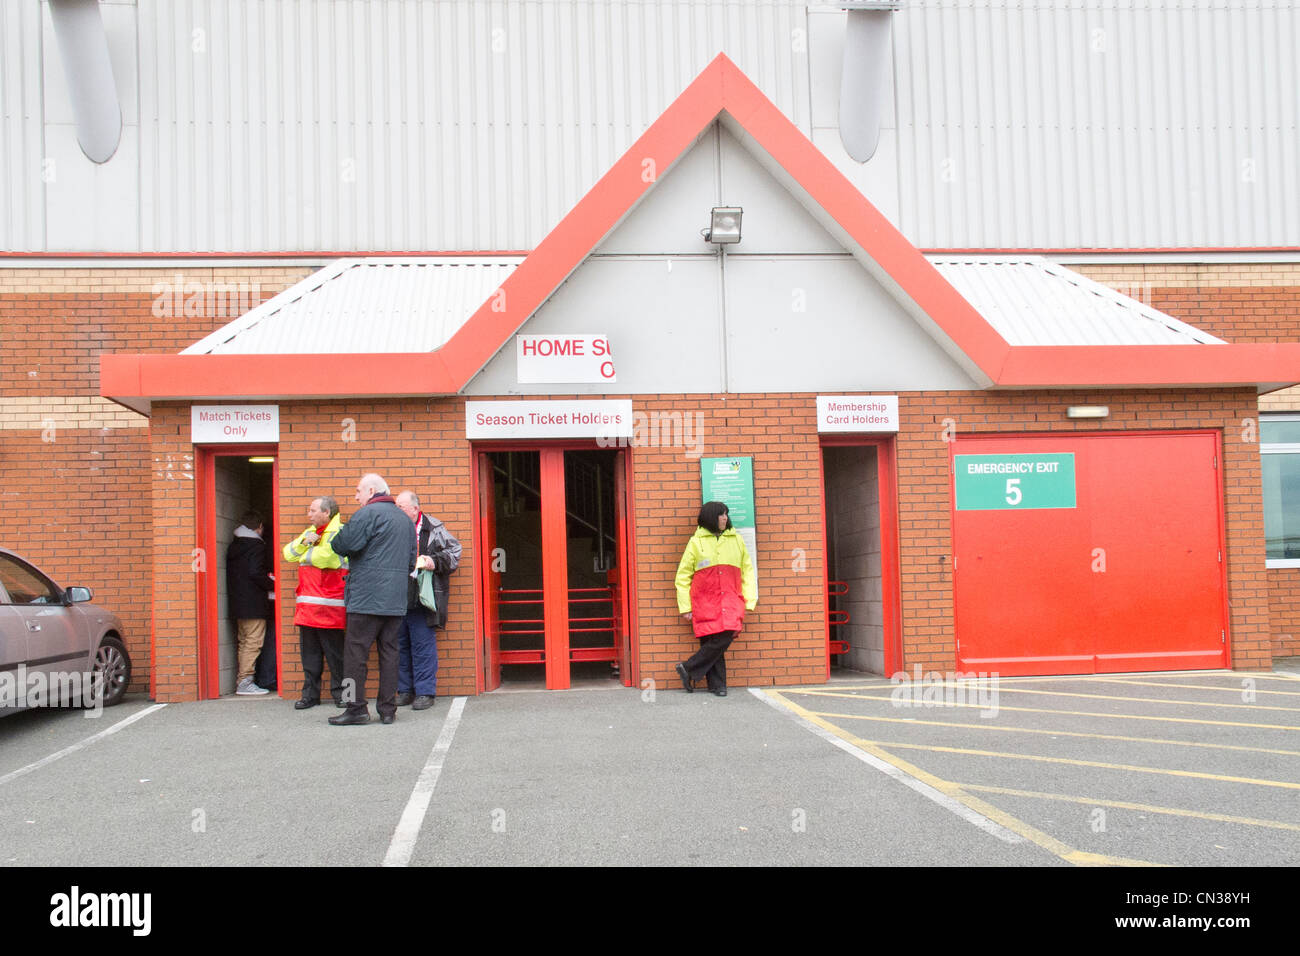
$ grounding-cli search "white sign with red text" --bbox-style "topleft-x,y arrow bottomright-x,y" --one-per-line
516,334 -> 616,383
466,400 -> 634,439
192,405 -> 280,443
816,395 -> 899,433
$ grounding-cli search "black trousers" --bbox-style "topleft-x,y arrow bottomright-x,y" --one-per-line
299,625 -> 346,703
683,630 -> 737,691
341,612 -> 403,719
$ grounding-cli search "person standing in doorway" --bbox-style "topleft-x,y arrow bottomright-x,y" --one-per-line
394,490 -> 461,710
227,510 -> 275,696
327,474 -> 416,726
283,495 -> 349,709
674,501 -> 756,697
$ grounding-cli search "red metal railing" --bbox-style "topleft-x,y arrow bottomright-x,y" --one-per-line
497,586 -> 619,664
828,580 -> 850,656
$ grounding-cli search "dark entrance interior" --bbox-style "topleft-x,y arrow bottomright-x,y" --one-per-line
481,448 -> 628,689
207,452 -> 278,696
822,444 -> 885,675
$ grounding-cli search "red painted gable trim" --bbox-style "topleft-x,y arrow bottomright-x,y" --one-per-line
996,343 -> 1300,389
99,54 -> 1300,401
101,352 -> 457,400
435,53 -> 1010,388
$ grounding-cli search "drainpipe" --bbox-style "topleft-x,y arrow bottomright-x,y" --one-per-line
49,0 -> 123,163
839,2 -> 902,163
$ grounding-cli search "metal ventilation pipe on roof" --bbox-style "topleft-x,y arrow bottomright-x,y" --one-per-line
839,2 -> 902,163
49,0 -> 123,164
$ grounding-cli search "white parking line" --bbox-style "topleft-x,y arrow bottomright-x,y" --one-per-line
750,688 -> 1025,845
383,696 -> 467,867
0,703 -> 167,787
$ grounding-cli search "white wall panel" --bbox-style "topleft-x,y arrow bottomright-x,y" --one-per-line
128,0 -> 811,253
41,0 -> 138,251
0,0 -> 46,250
893,0 -> 1300,250
5,1 -> 1296,254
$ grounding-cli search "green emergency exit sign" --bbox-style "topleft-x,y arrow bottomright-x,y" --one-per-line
954,453 -> 1077,511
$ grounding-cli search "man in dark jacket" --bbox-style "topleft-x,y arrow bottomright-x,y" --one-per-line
395,490 -> 461,710
326,473 -> 417,726
226,510 -> 275,696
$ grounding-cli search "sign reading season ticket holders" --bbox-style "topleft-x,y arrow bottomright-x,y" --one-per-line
954,453 -> 1077,511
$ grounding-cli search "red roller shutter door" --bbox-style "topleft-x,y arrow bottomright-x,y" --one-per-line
952,432 -> 1228,676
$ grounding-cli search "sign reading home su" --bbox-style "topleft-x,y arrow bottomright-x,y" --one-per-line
516,334 -> 616,383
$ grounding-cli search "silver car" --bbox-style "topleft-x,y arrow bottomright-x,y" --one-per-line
0,548 -> 131,713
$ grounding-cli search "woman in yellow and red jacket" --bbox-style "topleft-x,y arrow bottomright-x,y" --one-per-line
674,501 -> 756,697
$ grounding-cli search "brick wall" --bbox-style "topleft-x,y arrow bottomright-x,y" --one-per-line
143,388 -> 1270,702
897,388 -> 1268,672
0,267 -> 312,695
1076,263 -> 1300,661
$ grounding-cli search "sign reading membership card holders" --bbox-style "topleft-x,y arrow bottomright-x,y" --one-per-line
954,453 -> 1077,511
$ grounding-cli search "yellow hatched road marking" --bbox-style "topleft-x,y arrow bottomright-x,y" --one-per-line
957,784 -> 1300,833
764,690 -> 1161,868
784,689 -> 1300,731
1088,677 -> 1300,696
854,683 -> 1300,712
868,740 -> 1300,790
806,709 -> 1300,758
814,670 -> 1300,691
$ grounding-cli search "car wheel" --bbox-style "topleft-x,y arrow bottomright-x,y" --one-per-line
92,635 -> 131,707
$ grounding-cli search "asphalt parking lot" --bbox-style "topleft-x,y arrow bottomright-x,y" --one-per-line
1,666 -> 1297,867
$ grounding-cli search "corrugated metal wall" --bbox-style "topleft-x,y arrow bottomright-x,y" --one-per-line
136,0 -> 809,253
3,0 -> 1297,253
0,0 -> 46,250
893,0 -> 1300,249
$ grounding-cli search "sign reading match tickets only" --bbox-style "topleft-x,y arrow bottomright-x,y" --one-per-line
516,334 -> 616,383
954,453 -> 1077,511
465,400 -> 634,439
699,456 -> 758,583
816,395 -> 899,432
192,405 -> 280,443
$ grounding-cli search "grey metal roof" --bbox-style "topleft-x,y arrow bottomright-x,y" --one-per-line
929,256 -> 1225,347
181,257 -> 522,355
180,253 -> 1221,358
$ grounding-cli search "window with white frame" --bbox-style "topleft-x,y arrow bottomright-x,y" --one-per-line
1262,414 -> 1300,567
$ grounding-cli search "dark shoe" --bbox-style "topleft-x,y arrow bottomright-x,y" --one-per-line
333,699 -> 346,708
711,687 -> 727,697
394,692 -> 415,707
675,663 -> 694,693
380,714 -> 395,725
294,698 -> 319,710
411,695 -> 436,711
328,711 -> 370,726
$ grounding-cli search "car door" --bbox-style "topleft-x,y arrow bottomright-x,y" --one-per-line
0,581 -> 27,709
0,553 -> 88,706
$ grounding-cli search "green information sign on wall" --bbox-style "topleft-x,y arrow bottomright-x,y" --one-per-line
954,453 -> 1077,511
700,456 -> 758,577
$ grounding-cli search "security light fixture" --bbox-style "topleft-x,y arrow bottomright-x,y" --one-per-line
1066,406 -> 1110,420
702,206 -> 743,245
248,457 -> 275,463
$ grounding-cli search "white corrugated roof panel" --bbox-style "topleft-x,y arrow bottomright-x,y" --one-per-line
929,256 -> 1225,347
182,257 -> 522,355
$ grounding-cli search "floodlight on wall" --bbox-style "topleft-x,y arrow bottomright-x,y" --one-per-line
1066,406 -> 1110,420
702,207 -> 743,245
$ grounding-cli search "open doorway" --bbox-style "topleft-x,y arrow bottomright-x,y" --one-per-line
821,439 -> 899,677
196,446 -> 279,698
477,446 -> 632,691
